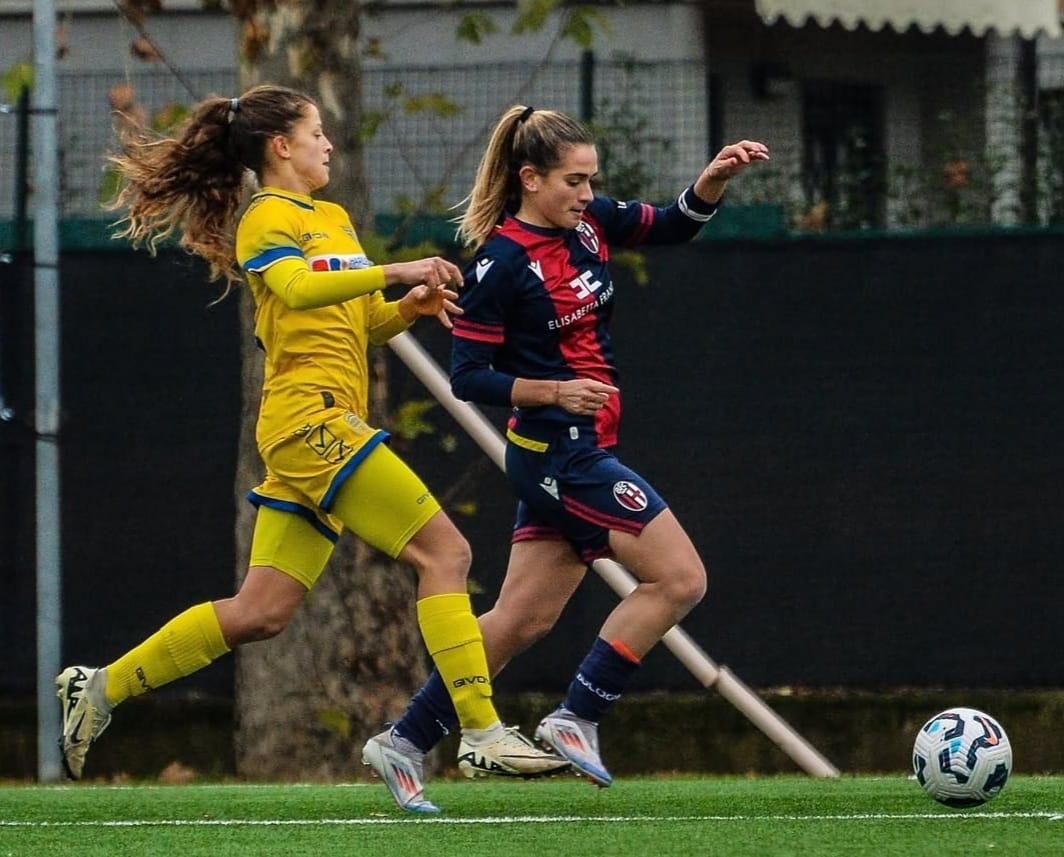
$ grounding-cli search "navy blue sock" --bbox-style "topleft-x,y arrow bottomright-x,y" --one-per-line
390,669 -> 458,753
561,636 -> 640,722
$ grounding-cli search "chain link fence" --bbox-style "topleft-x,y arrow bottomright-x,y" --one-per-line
364,58 -> 707,210
0,58 -> 707,222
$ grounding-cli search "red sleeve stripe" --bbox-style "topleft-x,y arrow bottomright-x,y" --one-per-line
453,318 -> 505,343
626,203 -> 655,246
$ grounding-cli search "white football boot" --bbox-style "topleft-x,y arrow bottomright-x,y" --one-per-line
55,666 -> 113,780
535,707 -> 613,787
457,722 -> 570,778
361,728 -> 440,814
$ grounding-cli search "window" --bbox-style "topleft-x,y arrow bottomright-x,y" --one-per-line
801,81 -> 886,230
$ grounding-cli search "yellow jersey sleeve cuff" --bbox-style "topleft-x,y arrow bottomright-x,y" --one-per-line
368,297 -> 415,345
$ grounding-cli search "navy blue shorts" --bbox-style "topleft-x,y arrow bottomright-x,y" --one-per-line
505,423 -> 667,564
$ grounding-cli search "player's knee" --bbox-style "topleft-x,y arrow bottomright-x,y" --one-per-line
424,532 -> 473,582
405,517 -> 473,581
666,562 -> 707,611
237,603 -> 295,643
447,533 -> 473,576
515,610 -> 559,648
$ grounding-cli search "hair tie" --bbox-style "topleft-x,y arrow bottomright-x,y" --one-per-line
227,97 -> 240,125
518,105 -> 535,123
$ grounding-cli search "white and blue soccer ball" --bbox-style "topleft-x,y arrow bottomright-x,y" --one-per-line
912,707 -> 1012,807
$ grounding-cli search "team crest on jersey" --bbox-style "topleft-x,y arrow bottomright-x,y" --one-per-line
575,220 -> 601,255
613,481 -> 648,511
308,253 -> 371,271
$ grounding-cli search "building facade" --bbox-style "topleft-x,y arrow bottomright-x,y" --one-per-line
1,2 -> 1062,233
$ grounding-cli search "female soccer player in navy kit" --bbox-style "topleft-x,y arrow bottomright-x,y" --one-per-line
53,85 -> 564,788
365,105 -> 769,811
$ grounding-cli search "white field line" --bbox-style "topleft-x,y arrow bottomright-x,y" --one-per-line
1,812 -> 1062,828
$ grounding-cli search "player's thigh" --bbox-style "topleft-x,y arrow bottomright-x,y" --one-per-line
248,504 -> 335,590
479,538 -> 587,662
493,538 -> 586,626
329,442 -> 441,559
610,507 -> 706,591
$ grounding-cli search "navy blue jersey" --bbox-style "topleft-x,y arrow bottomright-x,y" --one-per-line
451,187 -> 718,448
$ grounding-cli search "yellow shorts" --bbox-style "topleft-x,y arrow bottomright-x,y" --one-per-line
250,407 -> 388,538
248,413 -> 442,588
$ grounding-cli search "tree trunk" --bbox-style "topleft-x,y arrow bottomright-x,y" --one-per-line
232,0 -> 429,780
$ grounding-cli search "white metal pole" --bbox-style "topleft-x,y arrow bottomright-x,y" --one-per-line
33,0 -> 63,783
387,330 -> 839,777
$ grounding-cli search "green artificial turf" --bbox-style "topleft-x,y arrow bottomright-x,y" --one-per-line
1,774 -> 1062,857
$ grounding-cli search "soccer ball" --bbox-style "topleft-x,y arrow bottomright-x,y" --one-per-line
912,707 -> 1012,807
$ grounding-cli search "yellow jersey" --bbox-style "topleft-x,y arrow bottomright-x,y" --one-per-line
235,187 -> 410,443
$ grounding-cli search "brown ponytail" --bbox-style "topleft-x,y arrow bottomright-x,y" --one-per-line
106,85 -> 315,293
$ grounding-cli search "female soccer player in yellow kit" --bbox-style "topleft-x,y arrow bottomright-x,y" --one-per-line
55,85 -> 564,803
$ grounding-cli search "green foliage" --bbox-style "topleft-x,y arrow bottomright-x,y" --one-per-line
512,1 -> 609,48
358,108 -> 390,142
97,165 -> 123,207
2,62 -> 33,102
587,57 -> 667,281
456,11 -> 498,44
560,8 -> 611,49
513,0 -> 559,36
611,249 -> 648,286
359,82 -> 464,148
450,499 -> 478,517
357,227 -> 442,265
402,92 -> 462,118
315,708 -> 351,739
97,99 -> 191,205
151,101 -> 191,133
590,58 -> 673,203
1039,91 -> 1064,225
391,398 -> 438,442
395,185 -> 450,215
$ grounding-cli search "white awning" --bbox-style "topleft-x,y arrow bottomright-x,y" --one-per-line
755,0 -> 1062,38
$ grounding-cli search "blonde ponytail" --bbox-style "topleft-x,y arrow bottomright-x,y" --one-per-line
456,105 -> 594,248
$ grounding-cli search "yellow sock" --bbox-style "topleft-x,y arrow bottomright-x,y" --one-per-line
417,592 -> 497,730
104,602 -> 230,706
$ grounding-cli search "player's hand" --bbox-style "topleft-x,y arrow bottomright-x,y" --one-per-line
556,378 -> 619,415
399,284 -> 463,329
705,140 -> 770,181
384,256 -> 463,289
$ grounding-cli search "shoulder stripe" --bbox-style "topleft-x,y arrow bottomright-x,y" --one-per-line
244,246 -> 303,272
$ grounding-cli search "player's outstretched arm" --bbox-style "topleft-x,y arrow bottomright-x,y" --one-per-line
693,140 -> 771,204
